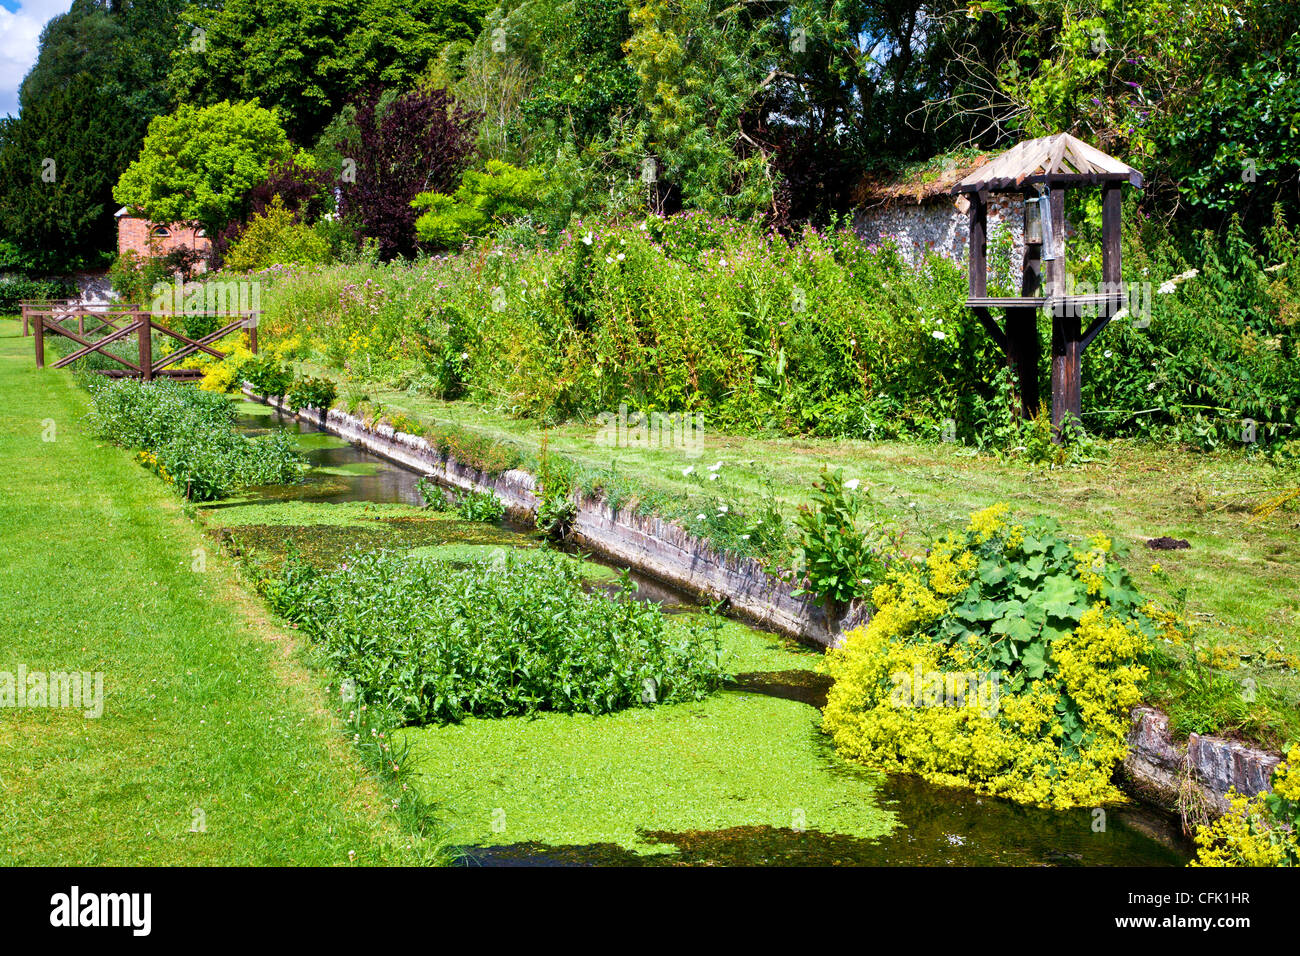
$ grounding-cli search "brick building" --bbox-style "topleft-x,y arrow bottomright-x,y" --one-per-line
115,207 -> 212,269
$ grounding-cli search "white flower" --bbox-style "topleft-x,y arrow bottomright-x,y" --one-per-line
1146,381 -> 1157,391
707,461 -> 722,472
696,514 -> 706,521
844,478 -> 860,491
616,252 -> 625,261
717,504 -> 728,513
740,534 -> 750,540
639,223 -> 648,231
582,233 -> 593,246
719,258 -> 728,267
1103,350 -> 1113,358
682,465 -> 694,476
708,473 -> 718,481
932,330 -> 946,340
605,256 -> 614,264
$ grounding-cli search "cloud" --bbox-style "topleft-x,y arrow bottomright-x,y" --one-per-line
0,0 -> 74,118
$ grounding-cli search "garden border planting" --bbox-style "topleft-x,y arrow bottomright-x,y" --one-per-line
241,386 -> 1285,818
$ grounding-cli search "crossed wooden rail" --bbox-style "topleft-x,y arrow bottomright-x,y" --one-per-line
25,302 -> 258,381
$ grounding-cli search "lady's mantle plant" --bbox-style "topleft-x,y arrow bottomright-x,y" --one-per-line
821,504 -> 1160,809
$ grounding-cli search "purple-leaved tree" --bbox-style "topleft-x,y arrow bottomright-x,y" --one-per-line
342,87 -> 479,260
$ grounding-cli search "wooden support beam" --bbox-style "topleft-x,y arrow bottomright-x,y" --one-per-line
1046,187 -> 1080,440
51,321 -> 143,371
1008,210 -> 1045,421
138,312 -> 153,382
34,313 -> 44,368
1101,182 -> 1122,290
973,307 -> 1007,352
968,194 -> 987,300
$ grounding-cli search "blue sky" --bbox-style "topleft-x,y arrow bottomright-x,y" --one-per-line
0,0 -> 72,117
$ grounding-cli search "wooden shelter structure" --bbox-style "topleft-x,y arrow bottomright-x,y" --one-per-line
951,133 -> 1142,438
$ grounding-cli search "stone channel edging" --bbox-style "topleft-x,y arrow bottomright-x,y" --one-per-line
1123,706 -> 1283,816
243,388 -> 867,647
243,388 -> 1285,816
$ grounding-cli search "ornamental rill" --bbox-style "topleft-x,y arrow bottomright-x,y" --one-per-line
821,504 -> 1159,809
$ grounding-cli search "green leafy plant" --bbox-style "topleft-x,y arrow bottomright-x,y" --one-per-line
415,476 -> 453,511
241,353 -> 294,397
87,377 -> 303,500
536,491 -> 578,539
793,469 -> 888,607
411,160 -> 545,249
455,488 -> 505,522
285,374 -> 337,412
224,195 -> 331,271
822,504 -> 1158,808
268,548 -> 728,724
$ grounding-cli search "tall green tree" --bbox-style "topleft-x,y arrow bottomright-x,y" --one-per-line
0,75 -> 140,272
168,0 -> 492,144
0,0 -> 185,271
114,100 -> 297,235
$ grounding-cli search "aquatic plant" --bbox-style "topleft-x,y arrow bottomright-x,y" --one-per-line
88,378 -> 303,500
267,548 -> 728,724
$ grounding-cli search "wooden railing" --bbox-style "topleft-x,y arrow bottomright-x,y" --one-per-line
19,300 -> 141,338
29,307 -> 258,381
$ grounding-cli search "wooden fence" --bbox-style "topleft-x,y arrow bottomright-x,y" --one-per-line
25,302 -> 258,381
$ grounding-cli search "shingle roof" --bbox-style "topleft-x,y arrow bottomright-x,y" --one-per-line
952,133 -> 1142,193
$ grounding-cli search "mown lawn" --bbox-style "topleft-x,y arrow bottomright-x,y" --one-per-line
0,319 -> 418,864
294,361 -> 1300,747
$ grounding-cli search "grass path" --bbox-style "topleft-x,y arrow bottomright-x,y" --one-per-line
0,319 -> 413,864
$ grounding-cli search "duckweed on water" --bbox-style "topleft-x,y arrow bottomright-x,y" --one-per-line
202,501 -> 530,569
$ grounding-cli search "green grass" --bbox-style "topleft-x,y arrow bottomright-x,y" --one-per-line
0,318 -> 421,864
294,359 -> 1300,748
396,616 -> 898,855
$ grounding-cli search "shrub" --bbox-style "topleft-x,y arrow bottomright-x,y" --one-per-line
415,476 -> 453,511
267,548 -> 728,724
821,504 -> 1156,809
455,488 -> 505,522
1191,746 -> 1300,867
88,378 -> 303,500
342,86 -> 479,260
224,196 -> 331,272
241,353 -> 294,397
0,275 -> 76,313
412,160 -> 545,249
285,375 -> 337,412
793,469 -> 890,607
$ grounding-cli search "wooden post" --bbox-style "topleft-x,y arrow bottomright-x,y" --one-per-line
1047,187 -> 1080,439
968,193 -> 987,299
1007,192 -> 1044,420
21,303 -> 29,337
1101,181 -> 1122,304
34,313 -> 44,368
247,313 -> 258,354
138,311 -> 153,381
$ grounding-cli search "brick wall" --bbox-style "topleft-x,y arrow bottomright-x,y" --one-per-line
116,216 -> 212,269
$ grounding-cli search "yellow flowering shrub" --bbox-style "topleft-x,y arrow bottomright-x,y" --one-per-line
821,504 -> 1155,809
1192,746 -> 1299,867
199,343 -> 254,394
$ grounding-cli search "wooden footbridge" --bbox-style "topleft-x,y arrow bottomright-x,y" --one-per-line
22,300 -> 258,381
